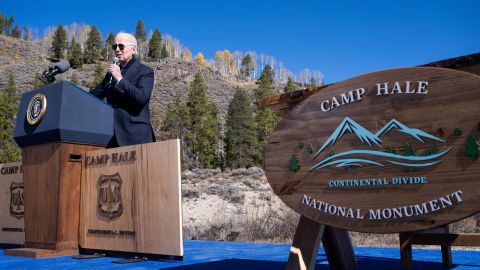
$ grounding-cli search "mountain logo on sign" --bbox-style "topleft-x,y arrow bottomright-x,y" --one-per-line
310,117 -> 451,170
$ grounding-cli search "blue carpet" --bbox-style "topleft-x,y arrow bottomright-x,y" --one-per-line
0,240 -> 479,269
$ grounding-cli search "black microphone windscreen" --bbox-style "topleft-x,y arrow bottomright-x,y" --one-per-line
54,60 -> 70,72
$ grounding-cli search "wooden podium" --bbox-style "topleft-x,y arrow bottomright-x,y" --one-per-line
5,82 -> 113,258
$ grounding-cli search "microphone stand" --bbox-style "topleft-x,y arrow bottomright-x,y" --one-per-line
40,68 -> 59,85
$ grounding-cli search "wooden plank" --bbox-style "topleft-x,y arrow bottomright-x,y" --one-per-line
399,226 -> 461,270
405,225 -> 452,267
20,142 -> 102,250
80,140 -> 183,257
286,215 -> 324,270
402,233 -> 480,246
22,142 -> 60,247
264,67 -> 480,233
4,247 -> 78,258
322,227 -> 357,270
0,162 -> 24,245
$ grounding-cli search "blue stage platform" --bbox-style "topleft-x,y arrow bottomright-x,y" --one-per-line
1,240 -> 479,269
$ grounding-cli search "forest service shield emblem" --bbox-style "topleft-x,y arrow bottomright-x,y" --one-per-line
9,182 -> 24,220
97,173 -> 123,220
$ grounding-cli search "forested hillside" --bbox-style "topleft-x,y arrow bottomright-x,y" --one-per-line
0,12 -> 323,169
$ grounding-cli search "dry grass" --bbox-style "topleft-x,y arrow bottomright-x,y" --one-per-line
181,168 -> 480,247
349,216 -> 479,247
184,205 -> 300,243
186,214 -> 479,247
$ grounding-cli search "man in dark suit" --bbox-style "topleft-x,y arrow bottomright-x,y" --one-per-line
91,32 -> 155,147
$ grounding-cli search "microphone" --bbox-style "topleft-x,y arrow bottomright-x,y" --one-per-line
40,60 -> 70,84
109,57 -> 120,85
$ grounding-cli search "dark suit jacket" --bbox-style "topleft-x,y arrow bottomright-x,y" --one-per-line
91,56 -> 155,147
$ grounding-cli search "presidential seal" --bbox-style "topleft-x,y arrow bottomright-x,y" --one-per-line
26,93 -> 47,125
9,182 -> 24,220
97,173 -> 123,220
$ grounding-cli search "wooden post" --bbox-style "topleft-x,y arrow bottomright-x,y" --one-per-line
399,233 -> 413,270
286,215 -> 356,270
286,215 -> 325,270
399,225 -> 453,269
322,226 -> 357,270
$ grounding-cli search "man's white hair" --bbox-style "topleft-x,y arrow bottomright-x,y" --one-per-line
116,32 -> 138,49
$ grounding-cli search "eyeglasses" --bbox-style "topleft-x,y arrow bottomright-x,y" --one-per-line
111,43 -> 132,51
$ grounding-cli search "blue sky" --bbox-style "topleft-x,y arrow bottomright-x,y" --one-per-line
2,0 -> 479,83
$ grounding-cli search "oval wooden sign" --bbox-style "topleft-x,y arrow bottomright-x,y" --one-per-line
265,67 -> 480,233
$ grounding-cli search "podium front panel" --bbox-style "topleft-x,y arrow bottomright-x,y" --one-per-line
80,140 -> 183,257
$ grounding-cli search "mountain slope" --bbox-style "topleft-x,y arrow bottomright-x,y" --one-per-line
0,35 -> 286,123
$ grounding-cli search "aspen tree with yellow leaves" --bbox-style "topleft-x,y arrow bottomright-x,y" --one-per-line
195,52 -> 210,68
181,48 -> 192,62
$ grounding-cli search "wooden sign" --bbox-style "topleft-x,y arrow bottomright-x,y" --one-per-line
265,67 -> 480,233
80,140 -> 183,258
0,162 -> 24,245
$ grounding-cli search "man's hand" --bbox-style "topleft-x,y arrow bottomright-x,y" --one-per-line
109,64 -> 122,81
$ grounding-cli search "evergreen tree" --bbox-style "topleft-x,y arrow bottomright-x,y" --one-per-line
84,26 -> 102,64
403,143 -> 416,156
185,73 -> 220,168
161,92 -> 188,137
103,31 -> 115,61
466,135 -> 479,160
289,154 -> 300,172
254,64 -> 278,165
0,15 -> 14,36
260,64 -> 275,84
70,72 -> 80,85
0,13 -> 4,35
161,44 -> 169,58
284,76 -> 297,93
51,25 -> 67,61
160,92 -> 191,169
68,37 -> 83,69
310,77 -> 317,87
148,28 -> 162,61
240,54 -> 254,79
22,26 -> 30,41
225,88 -> 257,168
11,25 -> 21,39
135,20 -> 147,42
256,64 -> 274,100
31,73 -> 45,89
89,62 -> 105,90
0,73 -> 21,162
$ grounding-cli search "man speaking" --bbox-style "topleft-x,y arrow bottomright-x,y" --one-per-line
91,32 -> 155,147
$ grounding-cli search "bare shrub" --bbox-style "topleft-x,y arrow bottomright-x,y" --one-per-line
349,232 -> 399,247
186,205 -> 299,243
450,216 -> 478,233
236,207 -> 299,243
182,186 -> 200,199
205,183 -> 245,204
